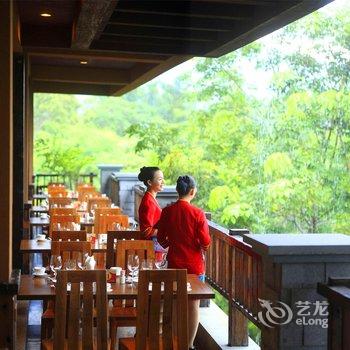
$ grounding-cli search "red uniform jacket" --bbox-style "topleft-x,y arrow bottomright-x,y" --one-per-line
138,191 -> 162,239
157,200 -> 211,275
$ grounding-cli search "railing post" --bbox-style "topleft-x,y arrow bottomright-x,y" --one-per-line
228,245 -> 249,346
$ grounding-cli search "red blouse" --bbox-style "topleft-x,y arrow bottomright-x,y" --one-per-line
157,200 -> 211,275
138,191 -> 162,239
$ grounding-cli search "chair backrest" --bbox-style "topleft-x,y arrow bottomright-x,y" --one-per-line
53,270 -> 108,350
78,187 -> 98,202
50,214 -> 81,236
48,197 -> 72,208
48,188 -> 68,197
116,240 -> 155,270
106,230 -> 142,268
48,183 -> 66,190
51,240 -> 91,264
95,214 -> 129,234
76,183 -> 94,192
136,269 -> 188,350
49,207 -> 77,216
94,208 -> 121,233
51,230 -> 87,242
87,197 -> 111,213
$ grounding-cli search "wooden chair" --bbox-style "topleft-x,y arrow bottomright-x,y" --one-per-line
94,208 -> 122,233
41,270 -> 108,350
49,207 -> 77,216
51,230 -> 87,241
48,188 -> 68,197
76,183 -> 94,192
119,269 -> 189,350
95,214 -> 129,234
110,240 -> 155,350
106,230 -> 142,268
49,214 -> 81,236
41,240 -> 92,341
48,197 -> 72,208
78,186 -> 98,202
51,240 -> 91,261
87,197 -> 111,213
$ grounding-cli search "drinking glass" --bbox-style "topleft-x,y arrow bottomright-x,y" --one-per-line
127,254 -> 139,284
155,252 -> 168,269
76,253 -> 84,270
141,259 -> 153,270
64,259 -> 77,270
50,255 -> 62,279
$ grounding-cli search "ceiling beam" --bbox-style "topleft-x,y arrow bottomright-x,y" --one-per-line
207,0 -> 333,57
31,81 -> 115,96
192,0 -> 300,6
112,56 -> 191,96
104,24 -> 219,42
92,39 -> 211,56
108,12 -> 243,32
115,1 -> 254,20
31,64 -> 130,85
25,47 -> 168,63
72,0 -> 118,50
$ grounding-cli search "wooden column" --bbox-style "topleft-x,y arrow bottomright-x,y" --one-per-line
0,2 -> 16,349
13,54 -> 24,269
0,0 -> 13,282
24,55 -> 33,199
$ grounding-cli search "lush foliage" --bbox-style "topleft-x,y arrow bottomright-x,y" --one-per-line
34,2 -> 350,236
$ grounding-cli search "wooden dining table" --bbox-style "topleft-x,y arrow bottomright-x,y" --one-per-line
18,274 -> 215,301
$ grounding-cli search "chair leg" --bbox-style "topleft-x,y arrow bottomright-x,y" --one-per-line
110,320 -> 117,350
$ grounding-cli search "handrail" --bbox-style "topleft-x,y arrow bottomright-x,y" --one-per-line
206,220 -> 262,346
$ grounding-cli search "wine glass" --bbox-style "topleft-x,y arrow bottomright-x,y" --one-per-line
155,252 -> 168,269
141,259 -> 153,270
64,259 -> 77,270
50,255 -> 62,280
127,254 -> 140,284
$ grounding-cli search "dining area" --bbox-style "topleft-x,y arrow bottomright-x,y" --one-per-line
18,181 -> 215,349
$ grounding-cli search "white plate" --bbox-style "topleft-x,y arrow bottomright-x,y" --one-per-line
33,272 -> 48,278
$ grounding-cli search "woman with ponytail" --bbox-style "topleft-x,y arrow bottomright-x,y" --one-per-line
157,175 -> 211,350
137,166 -> 164,239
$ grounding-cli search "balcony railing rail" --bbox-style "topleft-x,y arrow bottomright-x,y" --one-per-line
206,221 -> 263,345
32,173 -> 97,194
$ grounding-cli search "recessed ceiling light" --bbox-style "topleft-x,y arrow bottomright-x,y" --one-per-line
40,13 -> 52,17
80,61 -> 88,65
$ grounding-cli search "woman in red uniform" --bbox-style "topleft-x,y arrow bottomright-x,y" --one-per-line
137,166 -> 164,239
157,175 -> 211,350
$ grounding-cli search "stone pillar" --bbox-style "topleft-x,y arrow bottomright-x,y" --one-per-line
243,234 -> 350,350
97,164 -> 123,194
112,173 -> 141,217
0,0 -> 13,282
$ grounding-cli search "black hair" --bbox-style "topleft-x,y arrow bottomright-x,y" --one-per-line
176,175 -> 196,197
138,166 -> 161,187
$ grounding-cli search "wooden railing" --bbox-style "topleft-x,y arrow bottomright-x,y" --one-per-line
206,221 -> 263,346
32,173 -> 97,193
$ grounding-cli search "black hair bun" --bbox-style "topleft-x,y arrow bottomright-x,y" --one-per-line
176,175 -> 196,196
138,167 -> 146,181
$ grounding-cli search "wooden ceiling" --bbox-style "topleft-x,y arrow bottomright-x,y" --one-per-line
16,0 -> 332,96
